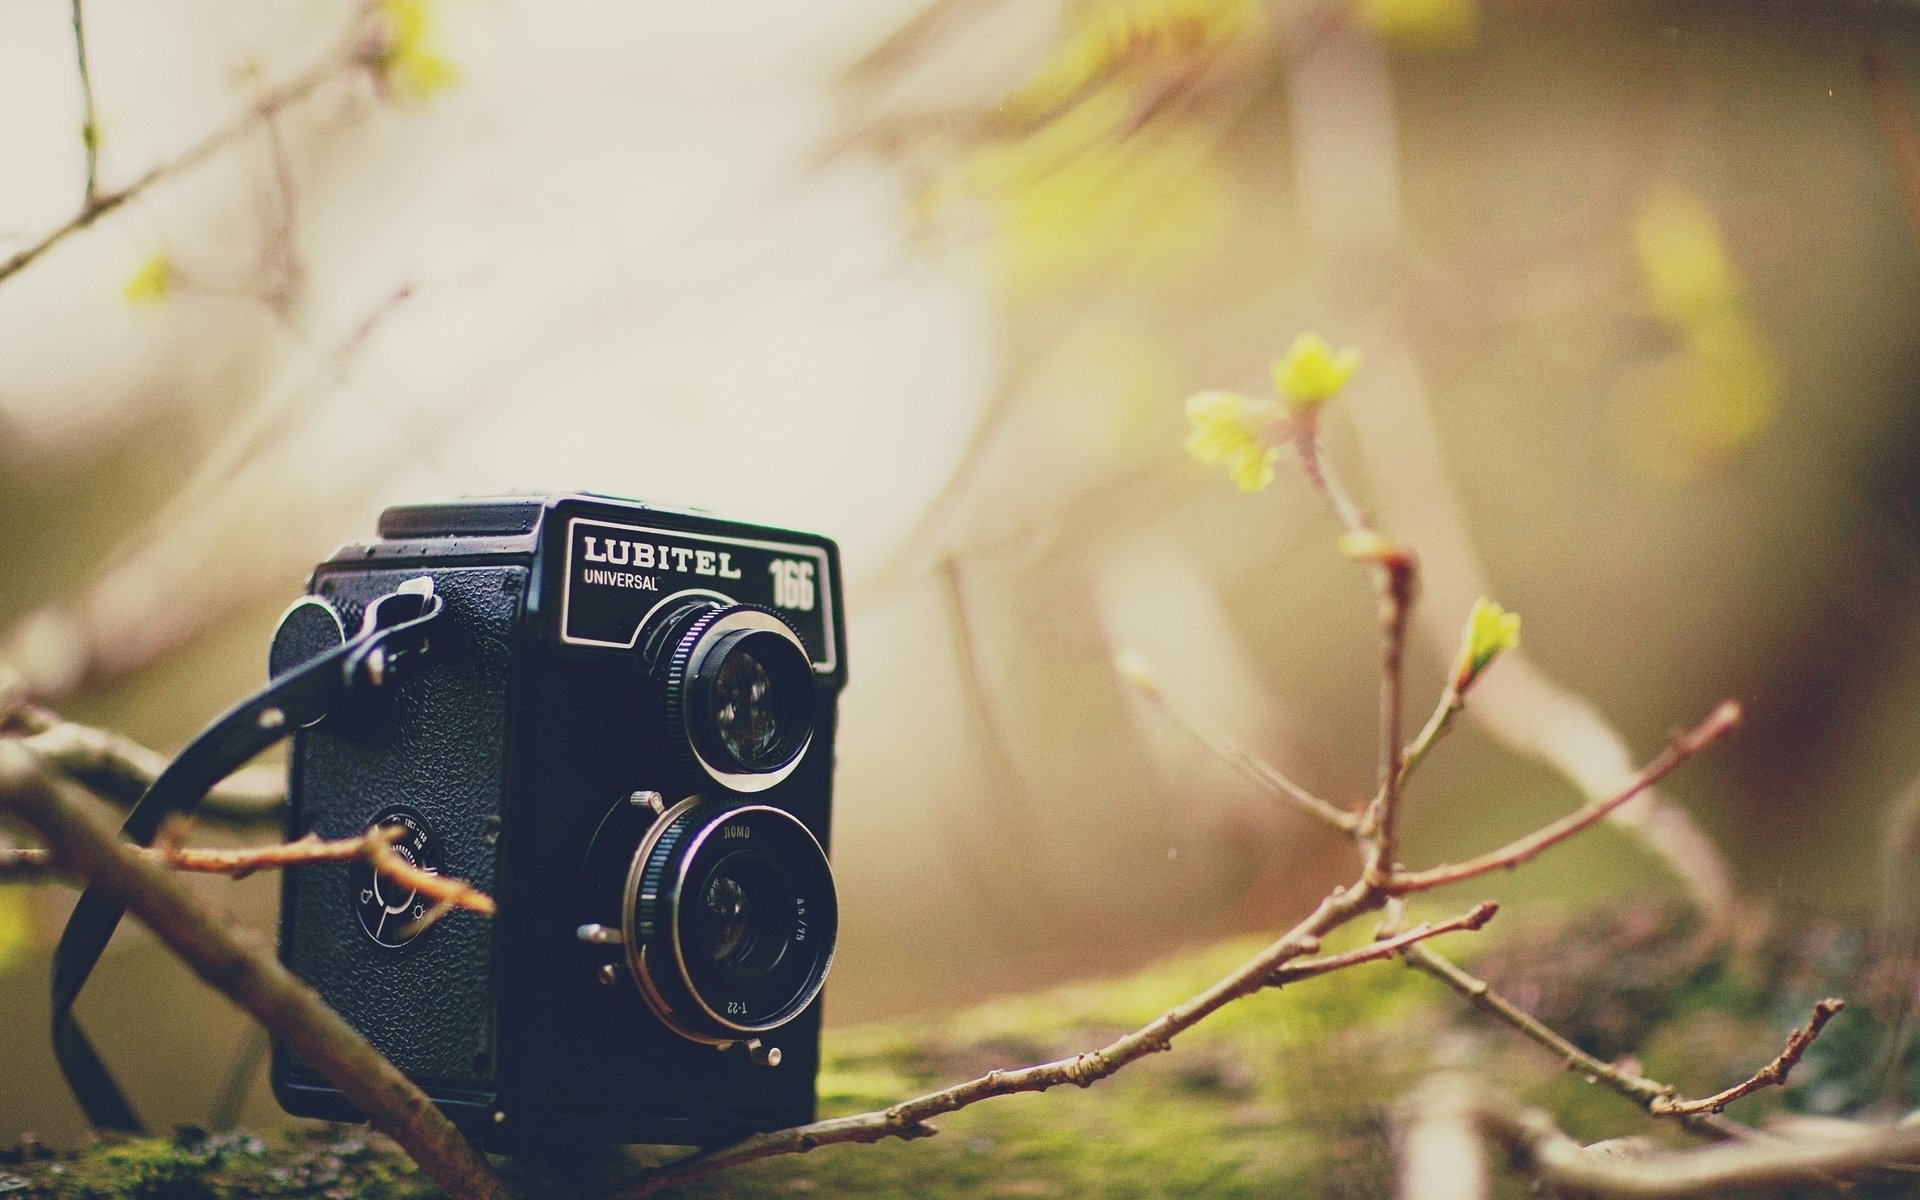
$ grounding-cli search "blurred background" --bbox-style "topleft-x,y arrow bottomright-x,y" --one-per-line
4,0 -> 1920,1148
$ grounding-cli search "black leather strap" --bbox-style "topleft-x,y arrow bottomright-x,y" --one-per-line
50,581 -> 445,1132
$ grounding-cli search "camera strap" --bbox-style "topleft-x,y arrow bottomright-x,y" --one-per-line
50,579 -> 446,1133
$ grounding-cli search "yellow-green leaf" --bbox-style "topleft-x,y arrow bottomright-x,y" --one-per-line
1271,332 -> 1361,413
1452,597 -> 1520,692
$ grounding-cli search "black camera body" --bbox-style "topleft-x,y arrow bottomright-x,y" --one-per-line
269,493 -> 846,1148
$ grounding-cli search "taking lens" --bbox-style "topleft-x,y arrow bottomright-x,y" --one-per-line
624,800 -> 837,1042
692,851 -> 792,982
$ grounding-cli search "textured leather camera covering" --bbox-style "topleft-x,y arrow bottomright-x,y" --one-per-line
277,564 -> 523,1101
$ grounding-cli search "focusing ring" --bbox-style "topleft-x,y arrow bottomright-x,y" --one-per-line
624,798 -> 837,1043
660,604 -> 815,793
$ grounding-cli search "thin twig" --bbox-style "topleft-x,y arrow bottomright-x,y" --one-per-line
1649,1000 -> 1845,1117
0,15 -> 366,289
1401,943 -> 1748,1141
0,827 -> 494,915
612,896 -> 1499,1198
1294,424 -> 1415,880
1116,651 -> 1357,832
1271,901 -> 1497,984
1401,942 -> 1671,1106
1295,422 -> 1369,537
0,743 -> 509,1200
1398,688 -> 1462,790
71,0 -> 99,204
1388,702 -> 1742,895
1365,549 -> 1414,882
0,840 -> 62,882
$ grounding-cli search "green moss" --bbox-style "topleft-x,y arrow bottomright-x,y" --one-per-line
71,1139 -> 216,1200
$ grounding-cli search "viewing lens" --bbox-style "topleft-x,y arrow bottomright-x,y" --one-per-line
644,603 -> 817,791
707,634 -> 805,772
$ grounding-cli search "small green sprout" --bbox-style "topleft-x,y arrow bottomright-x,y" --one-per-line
1451,597 -> 1520,693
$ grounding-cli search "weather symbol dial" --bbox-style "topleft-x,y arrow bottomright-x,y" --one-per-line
352,805 -> 442,949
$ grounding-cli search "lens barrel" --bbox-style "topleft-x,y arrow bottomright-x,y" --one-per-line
623,798 -> 837,1042
650,604 -> 816,793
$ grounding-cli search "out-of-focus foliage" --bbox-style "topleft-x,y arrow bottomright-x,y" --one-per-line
0,891 -> 29,976
120,253 -> 172,307
1355,0 -> 1479,51
1620,186 -> 1783,480
370,0 -> 458,104
916,0 -> 1256,296
1184,388 -> 1282,491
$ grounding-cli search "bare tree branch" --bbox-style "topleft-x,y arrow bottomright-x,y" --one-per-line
1364,546 -> 1414,882
0,11 -> 370,289
71,0 -> 99,205
1480,1094 -> 1920,1198
1115,650 -> 1357,833
0,742 -> 509,1200
1398,684 -> 1462,790
0,839 -> 62,883
1649,1000 -> 1845,1118
1387,702 -> 1742,895
1272,901 -> 1497,984
1401,942 -> 1763,1142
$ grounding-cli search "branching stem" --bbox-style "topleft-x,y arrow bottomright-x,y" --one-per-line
1,15 -> 367,289
71,0 -> 99,204
3,818 -> 493,915
1649,999 -> 1845,1117
1117,653 -> 1356,832
1387,702 -> 1742,895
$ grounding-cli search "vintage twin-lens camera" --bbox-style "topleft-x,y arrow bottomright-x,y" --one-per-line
267,493 -> 845,1147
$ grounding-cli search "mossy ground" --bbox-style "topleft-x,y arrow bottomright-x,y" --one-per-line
2,903 -> 1905,1198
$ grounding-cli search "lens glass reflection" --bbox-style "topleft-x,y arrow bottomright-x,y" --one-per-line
710,645 -> 782,768
692,851 -> 790,982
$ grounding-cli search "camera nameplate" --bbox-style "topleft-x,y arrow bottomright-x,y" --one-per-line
558,517 -> 837,673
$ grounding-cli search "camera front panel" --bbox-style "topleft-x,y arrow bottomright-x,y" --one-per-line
487,498 -> 845,1145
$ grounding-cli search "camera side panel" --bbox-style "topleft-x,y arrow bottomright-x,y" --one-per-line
273,563 -> 525,1118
